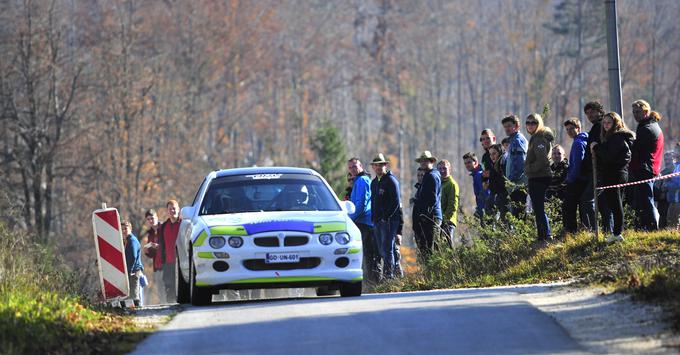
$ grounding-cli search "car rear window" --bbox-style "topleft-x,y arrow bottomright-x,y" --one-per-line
199,173 -> 341,215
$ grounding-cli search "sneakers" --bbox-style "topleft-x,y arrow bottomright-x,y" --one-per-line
605,234 -> 624,243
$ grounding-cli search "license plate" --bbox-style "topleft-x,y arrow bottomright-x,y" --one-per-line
265,253 -> 300,263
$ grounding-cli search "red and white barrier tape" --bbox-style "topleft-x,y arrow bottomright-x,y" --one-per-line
596,171 -> 680,190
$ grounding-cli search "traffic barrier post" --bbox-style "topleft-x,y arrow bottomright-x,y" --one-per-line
92,203 -> 130,305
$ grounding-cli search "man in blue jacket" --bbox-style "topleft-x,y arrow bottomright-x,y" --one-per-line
122,220 -> 144,307
502,115 -> 528,217
347,157 -> 379,282
370,153 -> 402,280
562,118 -> 595,234
413,151 -> 442,260
463,152 -> 489,220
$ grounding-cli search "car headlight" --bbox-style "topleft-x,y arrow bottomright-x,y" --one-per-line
318,233 -> 333,245
334,232 -> 350,245
209,236 -> 226,249
228,236 -> 243,248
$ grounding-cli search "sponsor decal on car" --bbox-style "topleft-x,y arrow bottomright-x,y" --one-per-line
245,174 -> 283,180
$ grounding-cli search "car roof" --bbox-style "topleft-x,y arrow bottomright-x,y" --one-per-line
212,167 -> 320,179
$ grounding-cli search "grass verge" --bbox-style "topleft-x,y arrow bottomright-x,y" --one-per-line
0,223 -> 157,354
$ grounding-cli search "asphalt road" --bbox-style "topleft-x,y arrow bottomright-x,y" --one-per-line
131,287 -> 588,355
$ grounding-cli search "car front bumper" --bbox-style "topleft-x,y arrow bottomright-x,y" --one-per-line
193,231 -> 363,289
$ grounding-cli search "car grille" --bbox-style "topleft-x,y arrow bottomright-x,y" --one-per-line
254,237 -> 279,247
242,257 -> 321,271
284,236 -> 308,246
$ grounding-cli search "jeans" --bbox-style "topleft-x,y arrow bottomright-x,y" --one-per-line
162,262 -> 176,304
374,218 -> 400,279
394,234 -> 404,277
564,180 -> 596,233
528,177 -> 552,239
356,223 -> 380,282
633,175 -> 659,230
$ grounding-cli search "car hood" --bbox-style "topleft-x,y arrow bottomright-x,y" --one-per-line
200,211 -> 349,235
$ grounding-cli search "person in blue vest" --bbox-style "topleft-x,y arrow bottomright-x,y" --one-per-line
370,153 -> 402,281
122,220 -> 144,307
413,150 -> 442,260
347,157 -> 380,282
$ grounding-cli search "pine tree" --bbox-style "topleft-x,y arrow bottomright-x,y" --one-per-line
310,123 -> 348,197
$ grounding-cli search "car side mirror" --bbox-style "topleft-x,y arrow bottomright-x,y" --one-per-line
342,200 -> 356,215
180,206 -> 195,219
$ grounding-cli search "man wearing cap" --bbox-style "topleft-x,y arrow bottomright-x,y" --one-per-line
369,153 -> 402,280
413,151 -> 442,260
347,158 -> 380,282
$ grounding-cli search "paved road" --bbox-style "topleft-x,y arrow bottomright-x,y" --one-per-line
131,287 -> 587,354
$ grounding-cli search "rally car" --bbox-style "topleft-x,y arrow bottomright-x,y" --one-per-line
175,167 -> 363,305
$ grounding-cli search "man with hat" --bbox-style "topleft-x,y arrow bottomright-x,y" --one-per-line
413,150 -> 442,260
369,153 -> 402,280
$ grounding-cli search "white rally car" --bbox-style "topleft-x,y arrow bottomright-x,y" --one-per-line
175,167 -> 363,305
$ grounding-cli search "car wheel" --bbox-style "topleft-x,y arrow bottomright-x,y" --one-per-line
339,282 -> 362,297
189,253 -> 212,306
176,251 -> 190,304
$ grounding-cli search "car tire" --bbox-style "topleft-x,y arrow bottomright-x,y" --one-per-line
339,282 -> 362,297
176,251 -> 190,304
189,253 -> 212,306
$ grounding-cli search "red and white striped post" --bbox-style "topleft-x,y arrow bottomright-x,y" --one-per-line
92,204 -> 129,303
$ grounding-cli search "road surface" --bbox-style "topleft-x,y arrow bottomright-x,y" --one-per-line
131,286 -> 587,354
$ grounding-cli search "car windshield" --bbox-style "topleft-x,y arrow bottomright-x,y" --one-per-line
199,173 -> 341,215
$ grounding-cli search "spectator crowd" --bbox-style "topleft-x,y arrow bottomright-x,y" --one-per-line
345,99 -> 680,283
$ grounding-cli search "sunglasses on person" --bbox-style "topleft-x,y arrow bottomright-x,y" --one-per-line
479,137 -> 491,142
525,120 -> 538,125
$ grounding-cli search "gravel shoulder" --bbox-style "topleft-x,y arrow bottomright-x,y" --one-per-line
518,284 -> 680,354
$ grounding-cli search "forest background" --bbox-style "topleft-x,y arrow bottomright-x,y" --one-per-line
1,0 -> 679,276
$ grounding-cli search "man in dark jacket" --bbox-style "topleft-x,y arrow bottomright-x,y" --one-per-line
370,153 -> 402,280
562,118 -> 595,233
413,151 -> 442,260
630,100 -> 664,230
581,101 -> 613,234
